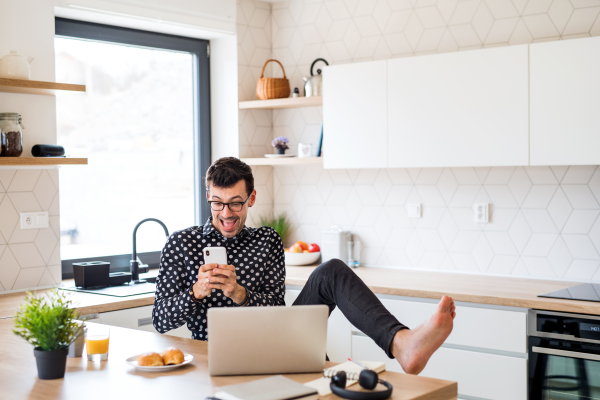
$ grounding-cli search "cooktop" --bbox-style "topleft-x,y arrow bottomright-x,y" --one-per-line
539,283 -> 600,303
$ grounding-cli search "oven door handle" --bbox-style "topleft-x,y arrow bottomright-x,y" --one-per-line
532,346 -> 600,361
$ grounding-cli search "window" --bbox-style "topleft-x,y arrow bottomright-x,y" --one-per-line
55,18 -> 211,277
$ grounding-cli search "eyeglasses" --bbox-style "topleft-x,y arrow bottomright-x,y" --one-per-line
208,194 -> 252,212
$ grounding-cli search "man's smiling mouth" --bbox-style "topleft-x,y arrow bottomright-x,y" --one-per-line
220,218 -> 238,231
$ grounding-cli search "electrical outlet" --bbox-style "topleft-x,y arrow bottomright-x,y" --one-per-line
406,204 -> 422,218
473,203 -> 489,223
20,212 -> 49,230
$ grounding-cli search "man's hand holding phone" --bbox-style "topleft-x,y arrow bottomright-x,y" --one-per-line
192,263 -> 247,304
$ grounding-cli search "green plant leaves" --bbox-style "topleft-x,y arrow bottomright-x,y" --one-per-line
259,212 -> 291,246
13,289 -> 85,351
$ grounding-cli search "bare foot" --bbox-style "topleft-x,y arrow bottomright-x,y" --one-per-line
391,295 -> 456,375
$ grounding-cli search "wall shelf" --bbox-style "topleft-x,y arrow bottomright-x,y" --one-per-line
242,157 -> 322,166
0,157 -> 88,166
239,96 -> 322,110
0,78 -> 86,96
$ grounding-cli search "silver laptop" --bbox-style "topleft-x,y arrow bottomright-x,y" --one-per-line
208,305 -> 328,376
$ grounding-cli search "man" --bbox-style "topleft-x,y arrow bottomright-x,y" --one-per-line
153,157 -> 456,375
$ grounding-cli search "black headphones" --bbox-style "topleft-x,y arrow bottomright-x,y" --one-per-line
330,370 -> 393,400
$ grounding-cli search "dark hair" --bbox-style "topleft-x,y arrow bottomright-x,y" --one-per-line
205,157 -> 254,196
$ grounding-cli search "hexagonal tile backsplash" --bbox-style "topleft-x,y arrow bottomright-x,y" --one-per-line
0,169 -> 61,293
238,0 -> 600,281
273,165 -> 600,281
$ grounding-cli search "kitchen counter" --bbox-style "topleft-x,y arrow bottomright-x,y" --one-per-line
1,265 -> 599,319
0,266 -> 313,319
0,319 -> 457,400
286,266 -> 600,315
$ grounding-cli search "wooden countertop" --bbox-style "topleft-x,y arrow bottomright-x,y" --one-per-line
0,267 -> 314,319
286,267 -> 600,315
1,265 -> 598,319
0,319 -> 457,400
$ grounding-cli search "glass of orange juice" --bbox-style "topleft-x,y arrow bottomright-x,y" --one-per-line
85,325 -> 110,361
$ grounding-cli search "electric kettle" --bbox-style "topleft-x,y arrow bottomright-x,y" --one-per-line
0,51 -> 34,80
303,58 -> 329,97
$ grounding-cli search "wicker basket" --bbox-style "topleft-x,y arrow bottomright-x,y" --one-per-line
256,59 -> 291,100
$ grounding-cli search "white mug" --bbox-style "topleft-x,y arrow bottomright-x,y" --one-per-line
298,143 -> 313,158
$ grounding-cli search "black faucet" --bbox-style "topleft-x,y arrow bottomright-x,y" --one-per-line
130,218 -> 169,284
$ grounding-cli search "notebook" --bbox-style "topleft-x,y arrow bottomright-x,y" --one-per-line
215,375 -> 318,400
304,360 -> 386,396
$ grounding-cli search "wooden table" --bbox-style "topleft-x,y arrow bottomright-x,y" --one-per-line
0,319 -> 457,400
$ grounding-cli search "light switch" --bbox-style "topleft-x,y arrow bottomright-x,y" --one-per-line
473,203 -> 489,223
406,204 -> 421,218
20,212 -> 49,230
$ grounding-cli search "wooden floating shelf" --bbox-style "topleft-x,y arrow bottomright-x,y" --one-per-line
0,78 -> 86,96
241,157 -> 323,166
239,96 -> 322,110
0,157 -> 88,166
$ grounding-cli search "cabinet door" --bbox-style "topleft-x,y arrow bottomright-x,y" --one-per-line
352,335 -> 527,400
530,36 -> 600,165
99,306 -> 190,338
388,45 -> 529,168
380,298 -> 527,353
323,60 -> 387,169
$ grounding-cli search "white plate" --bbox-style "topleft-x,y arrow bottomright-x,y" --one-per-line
126,354 -> 194,371
264,154 -> 296,158
285,251 -> 321,266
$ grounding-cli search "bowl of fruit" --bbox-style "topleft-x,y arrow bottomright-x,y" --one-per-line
284,241 -> 321,266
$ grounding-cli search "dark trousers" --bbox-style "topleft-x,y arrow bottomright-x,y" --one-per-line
292,259 -> 408,358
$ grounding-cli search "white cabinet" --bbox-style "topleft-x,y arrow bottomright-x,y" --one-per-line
323,60 -> 388,169
343,297 -> 528,400
351,335 -> 527,400
98,306 -> 190,338
322,46 -> 529,169
387,45 -> 529,168
530,36 -> 600,166
380,298 -> 527,353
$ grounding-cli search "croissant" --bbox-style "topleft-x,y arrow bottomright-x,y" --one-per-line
161,347 -> 184,365
136,352 -> 164,367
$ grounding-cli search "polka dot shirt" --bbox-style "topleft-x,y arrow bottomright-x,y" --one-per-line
152,218 -> 286,341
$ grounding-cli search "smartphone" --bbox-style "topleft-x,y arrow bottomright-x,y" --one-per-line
203,247 -> 227,266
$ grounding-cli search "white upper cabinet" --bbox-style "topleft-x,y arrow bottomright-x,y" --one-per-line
323,60 -> 387,169
387,45 -> 529,168
530,36 -> 600,166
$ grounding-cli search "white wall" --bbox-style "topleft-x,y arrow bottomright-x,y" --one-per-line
54,0 -> 236,39
237,0 -> 600,282
0,0 -> 239,294
0,0 -> 61,292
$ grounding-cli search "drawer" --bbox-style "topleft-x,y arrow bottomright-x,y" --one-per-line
98,306 -> 190,338
379,298 -> 527,354
99,306 -> 155,329
352,335 -> 527,400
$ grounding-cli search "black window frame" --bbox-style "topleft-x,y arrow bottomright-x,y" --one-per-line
55,17 -> 211,279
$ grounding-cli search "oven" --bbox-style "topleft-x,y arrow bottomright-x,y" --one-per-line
529,309 -> 600,400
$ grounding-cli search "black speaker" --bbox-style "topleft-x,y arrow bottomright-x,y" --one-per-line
31,144 -> 65,157
330,370 -> 393,400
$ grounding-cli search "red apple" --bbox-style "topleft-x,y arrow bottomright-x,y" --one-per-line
308,243 -> 320,253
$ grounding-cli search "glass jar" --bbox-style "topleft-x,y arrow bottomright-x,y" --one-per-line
0,113 -> 23,157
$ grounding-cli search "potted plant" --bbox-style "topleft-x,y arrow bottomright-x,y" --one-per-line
271,136 -> 289,155
259,212 -> 292,246
13,289 -> 85,380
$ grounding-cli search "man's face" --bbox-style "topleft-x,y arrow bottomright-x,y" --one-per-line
207,179 -> 256,239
